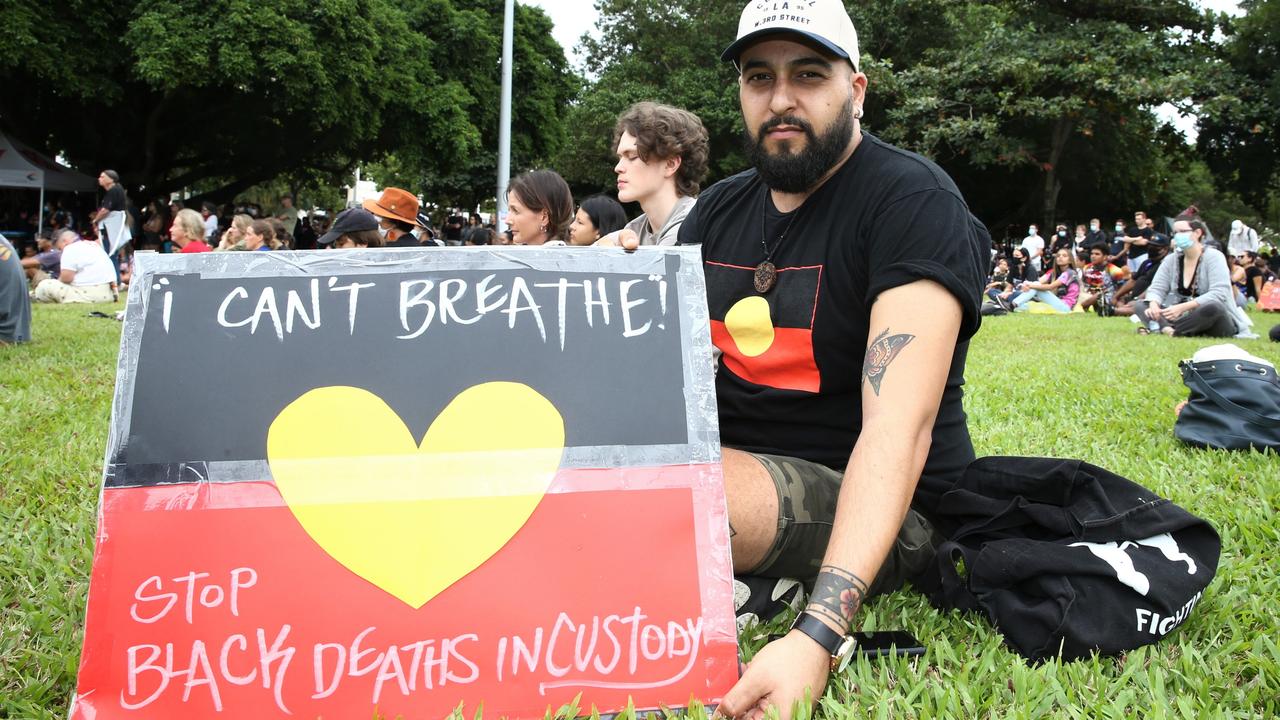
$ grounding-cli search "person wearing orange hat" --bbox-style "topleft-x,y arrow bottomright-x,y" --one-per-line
362,187 -> 425,248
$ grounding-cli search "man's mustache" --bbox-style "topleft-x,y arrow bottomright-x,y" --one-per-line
757,116 -> 815,140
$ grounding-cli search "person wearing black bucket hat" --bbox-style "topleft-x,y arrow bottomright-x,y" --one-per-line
649,1 -> 989,716
318,208 -> 383,249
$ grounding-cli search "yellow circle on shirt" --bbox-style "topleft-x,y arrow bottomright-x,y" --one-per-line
724,296 -> 775,357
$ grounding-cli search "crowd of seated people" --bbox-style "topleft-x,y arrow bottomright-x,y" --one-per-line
984,211 -> 1275,340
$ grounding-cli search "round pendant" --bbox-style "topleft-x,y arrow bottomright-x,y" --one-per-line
754,261 -> 777,293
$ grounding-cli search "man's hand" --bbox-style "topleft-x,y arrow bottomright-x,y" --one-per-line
593,228 -> 640,250
717,631 -> 830,720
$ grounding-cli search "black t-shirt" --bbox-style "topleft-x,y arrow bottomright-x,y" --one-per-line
1245,265 -> 1276,300
1130,255 -> 1163,296
678,133 -> 987,519
1123,226 -> 1153,258
1051,232 -> 1073,254
101,185 -> 126,213
445,215 -> 464,242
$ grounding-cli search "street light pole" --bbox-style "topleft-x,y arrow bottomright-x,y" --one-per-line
496,0 -> 515,231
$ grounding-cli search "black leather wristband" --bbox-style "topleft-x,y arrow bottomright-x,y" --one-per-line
790,611 -> 845,656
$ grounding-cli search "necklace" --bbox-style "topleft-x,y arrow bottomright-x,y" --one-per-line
755,193 -> 800,293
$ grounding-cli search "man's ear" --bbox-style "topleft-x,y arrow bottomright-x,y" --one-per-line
664,155 -> 682,179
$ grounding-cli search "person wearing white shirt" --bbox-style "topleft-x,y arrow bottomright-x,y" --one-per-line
1228,219 -> 1259,257
1020,225 -> 1045,274
31,229 -> 117,304
200,201 -> 220,242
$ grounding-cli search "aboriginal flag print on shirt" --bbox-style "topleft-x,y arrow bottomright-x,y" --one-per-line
706,261 -> 822,393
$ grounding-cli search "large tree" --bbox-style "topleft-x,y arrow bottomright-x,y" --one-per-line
859,0 -> 1219,232
0,0 -> 575,206
560,0 -> 1226,234
1197,0 -> 1280,212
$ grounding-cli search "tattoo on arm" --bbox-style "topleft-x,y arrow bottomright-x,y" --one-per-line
805,565 -> 869,632
861,327 -> 915,396
728,521 -> 737,538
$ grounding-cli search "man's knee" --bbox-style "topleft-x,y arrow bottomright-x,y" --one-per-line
722,448 -> 779,573
32,279 -> 63,303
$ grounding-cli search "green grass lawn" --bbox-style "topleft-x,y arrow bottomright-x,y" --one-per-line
2,300 -> 1278,718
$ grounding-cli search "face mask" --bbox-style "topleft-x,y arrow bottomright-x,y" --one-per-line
1091,223 -> 1100,232
1028,227 -> 1037,236
1115,225 -> 1124,234
1173,231 -> 1194,251
1058,230 -> 1067,238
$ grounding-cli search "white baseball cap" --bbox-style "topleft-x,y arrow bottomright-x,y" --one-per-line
721,0 -> 861,72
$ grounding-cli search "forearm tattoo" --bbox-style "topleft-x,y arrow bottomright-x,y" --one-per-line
861,328 -> 915,396
806,565 -> 869,632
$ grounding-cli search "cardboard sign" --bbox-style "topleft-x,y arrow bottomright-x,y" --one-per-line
71,248 -> 736,718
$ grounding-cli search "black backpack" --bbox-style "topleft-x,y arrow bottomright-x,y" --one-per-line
915,456 -> 1220,662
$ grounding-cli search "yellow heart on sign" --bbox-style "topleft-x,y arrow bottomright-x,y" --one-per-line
266,382 -> 565,609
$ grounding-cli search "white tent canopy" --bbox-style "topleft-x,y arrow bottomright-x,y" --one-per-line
0,129 -> 97,239
0,130 -> 96,192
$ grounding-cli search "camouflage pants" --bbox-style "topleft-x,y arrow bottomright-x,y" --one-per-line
745,452 -> 942,597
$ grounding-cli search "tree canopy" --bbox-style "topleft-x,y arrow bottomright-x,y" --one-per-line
1197,0 -> 1280,211
2,0 -> 1273,234
559,0 -> 1269,237
0,0 -> 576,207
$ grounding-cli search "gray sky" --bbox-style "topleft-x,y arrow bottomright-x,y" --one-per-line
524,0 -> 600,67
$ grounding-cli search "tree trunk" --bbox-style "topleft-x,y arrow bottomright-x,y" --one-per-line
1041,116 -> 1073,229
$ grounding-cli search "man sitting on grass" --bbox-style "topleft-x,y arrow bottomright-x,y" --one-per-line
31,229 -> 117,304
1078,243 -> 1129,315
598,2 -> 988,716
1113,234 -> 1170,317
20,234 -> 61,288
1,233 -> 32,344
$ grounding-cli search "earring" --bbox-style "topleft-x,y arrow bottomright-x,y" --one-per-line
541,223 -> 548,234
854,106 -> 864,119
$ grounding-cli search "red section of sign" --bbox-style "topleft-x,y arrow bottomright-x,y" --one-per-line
711,320 -> 821,393
72,466 -> 736,718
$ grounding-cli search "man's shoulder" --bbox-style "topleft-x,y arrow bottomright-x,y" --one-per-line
851,134 -> 964,200
695,168 -> 761,209
624,212 -> 650,237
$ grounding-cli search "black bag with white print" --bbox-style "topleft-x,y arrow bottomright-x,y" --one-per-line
914,456 -> 1220,662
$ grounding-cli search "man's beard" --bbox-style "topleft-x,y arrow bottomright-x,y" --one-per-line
743,97 -> 855,193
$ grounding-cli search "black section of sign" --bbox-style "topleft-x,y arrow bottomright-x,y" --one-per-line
116,262 -> 688,470
105,462 -> 213,488
705,262 -> 821,329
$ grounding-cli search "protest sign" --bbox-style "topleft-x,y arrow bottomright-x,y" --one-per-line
71,247 -> 736,718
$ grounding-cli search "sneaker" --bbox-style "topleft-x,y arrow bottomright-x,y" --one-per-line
733,575 -> 806,632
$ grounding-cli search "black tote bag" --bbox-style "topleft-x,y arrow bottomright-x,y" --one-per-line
1175,359 -> 1280,452
915,457 -> 1220,662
